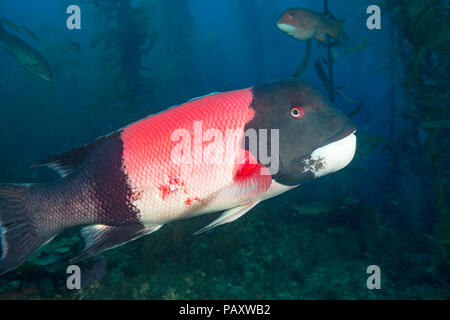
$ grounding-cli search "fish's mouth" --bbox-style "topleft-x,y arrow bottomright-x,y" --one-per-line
317,125 -> 357,148
301,128 -> 357,178
277,23 -> 296,35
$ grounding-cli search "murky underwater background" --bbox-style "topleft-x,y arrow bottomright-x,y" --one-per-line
0,0 -> 449,299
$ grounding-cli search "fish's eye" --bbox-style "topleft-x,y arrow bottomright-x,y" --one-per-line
290,105 -> 305,119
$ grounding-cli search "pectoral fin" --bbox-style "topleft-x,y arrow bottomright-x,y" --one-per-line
70,223 -> 162,263
195,151 -> 270,235
194,201 -> 259,235
216,150 -> 272,200
315,32 -> 326,42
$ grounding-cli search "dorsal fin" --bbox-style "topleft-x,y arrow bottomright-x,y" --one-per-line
32,132 -> 118,177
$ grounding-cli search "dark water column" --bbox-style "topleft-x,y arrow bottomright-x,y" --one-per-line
236,0 -> 266,83
160,0 -> 195,100
116,0 -> 137,106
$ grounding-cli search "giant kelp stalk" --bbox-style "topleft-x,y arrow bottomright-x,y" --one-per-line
89,0 -> 158,110
388,22 -> 399,181
292,39 -> 312,78
323,0 -> 335,103
389,0 -> 450,270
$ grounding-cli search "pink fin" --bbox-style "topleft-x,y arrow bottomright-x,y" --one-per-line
194,201 -> 259,235
225,151 -> 272,199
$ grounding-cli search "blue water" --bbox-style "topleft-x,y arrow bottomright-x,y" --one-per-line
0,0 -> 448,299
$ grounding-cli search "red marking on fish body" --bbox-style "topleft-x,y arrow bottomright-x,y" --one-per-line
158,185 -> 171,200
121,89 -> 254,178
184,196 -> 200,206
235,151 -> 261,180
158,177 -> 185,200
233,151 -> 272,195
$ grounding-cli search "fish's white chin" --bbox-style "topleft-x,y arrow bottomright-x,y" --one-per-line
302,133 -> 356,178
277,23 -> 297,34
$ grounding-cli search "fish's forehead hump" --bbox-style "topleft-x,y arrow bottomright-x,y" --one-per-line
256,78 -> 319,99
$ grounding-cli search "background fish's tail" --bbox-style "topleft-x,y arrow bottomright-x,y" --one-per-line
0,184 -> 55,275
330,19 -> 345,41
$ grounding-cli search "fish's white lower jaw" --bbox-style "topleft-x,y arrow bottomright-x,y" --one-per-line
303,133 -> 356,178
277,23 -> 296,34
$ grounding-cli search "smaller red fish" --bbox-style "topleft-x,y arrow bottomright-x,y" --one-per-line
277,8 -> 344,42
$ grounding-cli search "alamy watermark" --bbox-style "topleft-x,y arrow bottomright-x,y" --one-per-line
66,5 -> 81,30
366,5 -> 381,30
366,265 -> 381,290
66,265 -> 81,290
170,121 -> 280,175
67,4 -> 382,31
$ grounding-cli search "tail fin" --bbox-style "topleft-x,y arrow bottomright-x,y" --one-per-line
330,20 -> 345,41
0,184 -> 54,275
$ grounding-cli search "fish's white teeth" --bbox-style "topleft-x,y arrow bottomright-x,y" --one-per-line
302,133 -> 356,178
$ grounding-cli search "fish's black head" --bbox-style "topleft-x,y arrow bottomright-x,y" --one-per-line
245,78 -> 357,186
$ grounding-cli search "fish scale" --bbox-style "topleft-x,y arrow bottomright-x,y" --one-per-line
121,89 -> 256,225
